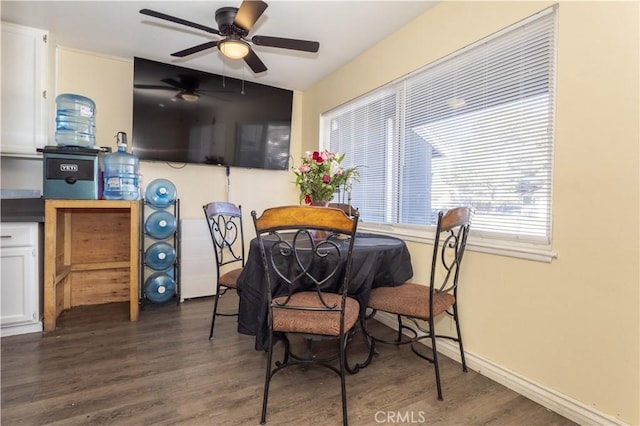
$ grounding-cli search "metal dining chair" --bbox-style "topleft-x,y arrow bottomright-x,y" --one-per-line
328,202 -> 358,218
203,201 -> 246,340
251,205 -> 360,426
365,206 -> 474,400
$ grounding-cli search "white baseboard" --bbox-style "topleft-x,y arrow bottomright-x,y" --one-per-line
1,321 -> 43,337
373,313 -> 625,426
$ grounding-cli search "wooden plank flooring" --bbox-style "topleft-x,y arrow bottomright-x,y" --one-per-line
1,294 -> 576,425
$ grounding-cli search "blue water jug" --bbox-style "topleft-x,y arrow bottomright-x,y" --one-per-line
144,241 -> 176,271
145,178 -> 177,208
144,272 -> 176,304
55,93 -> 96,147
103,132 -> 140,200
144,210 -> 177,239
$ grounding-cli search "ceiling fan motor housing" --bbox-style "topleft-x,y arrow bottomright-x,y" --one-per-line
215,7 -> 247,37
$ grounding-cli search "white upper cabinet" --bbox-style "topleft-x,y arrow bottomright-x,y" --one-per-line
1,22 -> 49,157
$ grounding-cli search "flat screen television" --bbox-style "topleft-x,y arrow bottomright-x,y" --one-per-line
132,57 -> 293,170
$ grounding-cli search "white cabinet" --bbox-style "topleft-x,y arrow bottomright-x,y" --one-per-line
1,223 -> 42,336
1,22 -> 49,157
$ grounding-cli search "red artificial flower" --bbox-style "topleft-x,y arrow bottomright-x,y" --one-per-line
322,174 -> 330,184
304,194 -> 312,205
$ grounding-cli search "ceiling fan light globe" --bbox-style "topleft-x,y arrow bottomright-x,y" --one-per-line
219,39 -> 250,59
179,92 -> 199,102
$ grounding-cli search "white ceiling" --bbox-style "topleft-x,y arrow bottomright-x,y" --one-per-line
1,1 -> 438,91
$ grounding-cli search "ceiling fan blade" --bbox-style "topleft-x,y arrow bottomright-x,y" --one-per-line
160,78 -> 184,88
171,41 -> 219,58
198,88 -> 234,94
234,0 -> 268,33
134,84 -> 177,91
140,8 -> 220,35
251,35 -> 319,52
244,49 -> 268,74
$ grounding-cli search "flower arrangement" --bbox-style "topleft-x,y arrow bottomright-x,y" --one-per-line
293,150 -> 359,205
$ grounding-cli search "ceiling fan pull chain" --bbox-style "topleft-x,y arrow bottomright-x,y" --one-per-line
222,61 -> 226,88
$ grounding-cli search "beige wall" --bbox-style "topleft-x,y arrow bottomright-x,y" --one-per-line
56,48 -> 133,149
303,1 -> 639,424
55,47 -> 301,230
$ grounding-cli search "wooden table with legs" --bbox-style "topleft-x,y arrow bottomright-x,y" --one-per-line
43,199 -> 140,332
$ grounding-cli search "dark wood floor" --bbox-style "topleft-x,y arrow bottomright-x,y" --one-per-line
1,294 -> 576,426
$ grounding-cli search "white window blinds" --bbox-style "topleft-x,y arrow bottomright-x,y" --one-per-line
322,6 -> 557,245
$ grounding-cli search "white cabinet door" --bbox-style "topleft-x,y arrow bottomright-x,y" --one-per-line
1,22 -> 49,157
1,246 -> 36,325
0,223 -> 42,336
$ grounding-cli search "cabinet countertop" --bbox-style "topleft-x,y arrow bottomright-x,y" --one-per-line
0,198 -> 45,222
1,199 -> 142,223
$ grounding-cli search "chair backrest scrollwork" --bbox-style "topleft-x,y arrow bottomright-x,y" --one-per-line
203,201 -> 246,277
251,205 -> 360,314
431,206 -> 474,297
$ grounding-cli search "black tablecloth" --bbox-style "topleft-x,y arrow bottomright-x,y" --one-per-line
236,232 -> 413,350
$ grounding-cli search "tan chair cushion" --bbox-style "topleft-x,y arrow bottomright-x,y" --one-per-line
219,268 -> 242,289
368,282 -> 455,320
272,292 -> 360,336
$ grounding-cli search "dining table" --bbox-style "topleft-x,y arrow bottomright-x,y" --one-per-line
236,232 -> 414,351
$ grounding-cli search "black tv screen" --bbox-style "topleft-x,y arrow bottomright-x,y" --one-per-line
132,57 -> 293,170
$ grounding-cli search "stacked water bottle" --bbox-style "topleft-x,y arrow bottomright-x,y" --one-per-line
55,94 -> 96,147
143,179 -> 178,304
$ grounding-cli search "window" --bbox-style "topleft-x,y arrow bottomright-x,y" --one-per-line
322,7 -> 557,256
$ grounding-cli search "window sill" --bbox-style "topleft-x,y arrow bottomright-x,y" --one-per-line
358,222 -> 558,263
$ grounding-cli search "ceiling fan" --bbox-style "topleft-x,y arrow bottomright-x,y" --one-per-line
134,74 -> 230,102
139,0 -> 320,74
